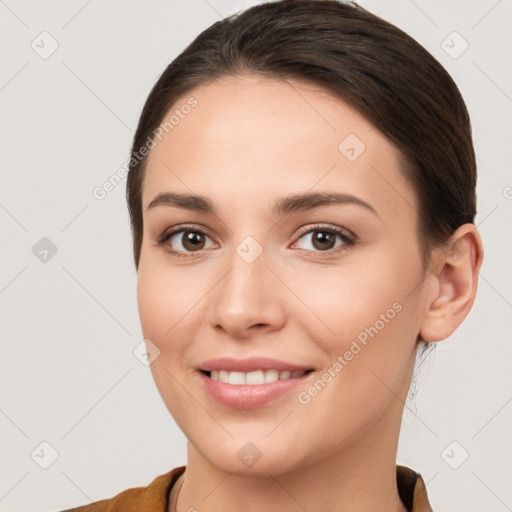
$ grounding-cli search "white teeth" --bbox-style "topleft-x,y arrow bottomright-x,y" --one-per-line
208,369 -> 307,385
246,370 -> 265,384
264,369 -> 279,382
228,371 -> 245,385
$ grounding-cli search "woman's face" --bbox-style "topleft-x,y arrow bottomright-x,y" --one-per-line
137,75 -> 432,475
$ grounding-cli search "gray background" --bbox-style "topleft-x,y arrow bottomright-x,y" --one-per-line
0,1 -> 511,511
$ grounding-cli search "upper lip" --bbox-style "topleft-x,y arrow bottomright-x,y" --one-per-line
198,357 -> 313,373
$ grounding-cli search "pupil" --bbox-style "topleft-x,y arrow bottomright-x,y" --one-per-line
185,232 -> 203,249
315,231 -> 333,249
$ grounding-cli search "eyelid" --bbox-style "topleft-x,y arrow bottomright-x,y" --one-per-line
290,223 -> 356,255
293,223 -> 355,241
159,223 -> 214,241
158,222 -> 356,257
158,223 -> 218,257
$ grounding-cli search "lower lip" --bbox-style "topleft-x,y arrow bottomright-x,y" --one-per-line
198,371 -> 312,409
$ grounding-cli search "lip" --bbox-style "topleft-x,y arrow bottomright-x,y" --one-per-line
198,356 -> 312,373
198,371 -> 313,408
197,357 -> 315,409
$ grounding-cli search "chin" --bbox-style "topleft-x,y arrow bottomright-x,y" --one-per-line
192,435 -> 313,478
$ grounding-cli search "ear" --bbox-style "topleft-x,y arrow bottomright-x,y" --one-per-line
419,224 -> 484,342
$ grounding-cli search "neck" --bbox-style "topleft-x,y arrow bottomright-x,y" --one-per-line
172,405 -> 408,512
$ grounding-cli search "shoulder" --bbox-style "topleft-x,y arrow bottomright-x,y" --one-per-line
54,466 -> 186,512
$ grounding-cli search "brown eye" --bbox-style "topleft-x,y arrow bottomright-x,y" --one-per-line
293,226 -> 354,255
179,231 -> 206,251
160,227 -> 215,257
310,231 -> 337,251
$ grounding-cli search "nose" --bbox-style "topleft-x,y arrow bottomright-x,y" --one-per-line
208,244 -> 287,340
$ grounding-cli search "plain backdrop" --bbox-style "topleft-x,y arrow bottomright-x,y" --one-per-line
1,1 -> 511,511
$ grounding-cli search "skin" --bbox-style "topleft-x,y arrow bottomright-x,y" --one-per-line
136,75 -> 483,512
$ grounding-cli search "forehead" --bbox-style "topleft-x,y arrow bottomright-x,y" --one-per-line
142,75 -> 417,222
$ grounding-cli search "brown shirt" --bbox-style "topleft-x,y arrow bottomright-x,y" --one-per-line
58,464 -> 433,512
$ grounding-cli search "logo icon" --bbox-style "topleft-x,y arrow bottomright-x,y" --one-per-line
32,237 -> 58,263
441,440 -> 469,469
237,442 -> 262,468
31,441 -> 59,469
133,339 -> 161,366
338,134 -> 366,161
31,32 -> 59,59
236,236 -> 263,264
441,32 -> 469,59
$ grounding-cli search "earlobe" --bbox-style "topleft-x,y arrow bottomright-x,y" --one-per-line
419,224 -> 484,342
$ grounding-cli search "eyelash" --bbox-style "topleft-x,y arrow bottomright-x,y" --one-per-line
157,223 -> 356,259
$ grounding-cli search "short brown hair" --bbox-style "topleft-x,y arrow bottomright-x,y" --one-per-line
127,0 -> 477,271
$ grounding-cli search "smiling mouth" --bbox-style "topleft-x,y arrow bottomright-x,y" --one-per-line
201,369 -> 314,385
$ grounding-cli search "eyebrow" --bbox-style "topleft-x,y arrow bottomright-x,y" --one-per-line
146,191 -> 379,217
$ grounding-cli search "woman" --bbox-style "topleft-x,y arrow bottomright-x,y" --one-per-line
60,0 -> 483,510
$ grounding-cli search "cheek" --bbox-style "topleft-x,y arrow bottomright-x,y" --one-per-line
292,273 -> 419,441
137,248 -> 179,325
136,262 -> 201,426
137,266 -> 168,341
136,259 -> 213,362
291,255 -> 419,348
136,260 -> 187,357
289,246 -> 423,400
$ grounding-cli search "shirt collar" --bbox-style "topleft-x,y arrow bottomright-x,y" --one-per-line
159,464 -> 434,512
396,464 -> 433,511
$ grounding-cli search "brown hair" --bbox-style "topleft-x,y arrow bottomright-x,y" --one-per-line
126,0 -> 476,272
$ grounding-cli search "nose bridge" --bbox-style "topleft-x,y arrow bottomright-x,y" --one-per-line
220,233 -> 270,306
209,232 -> 285,335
